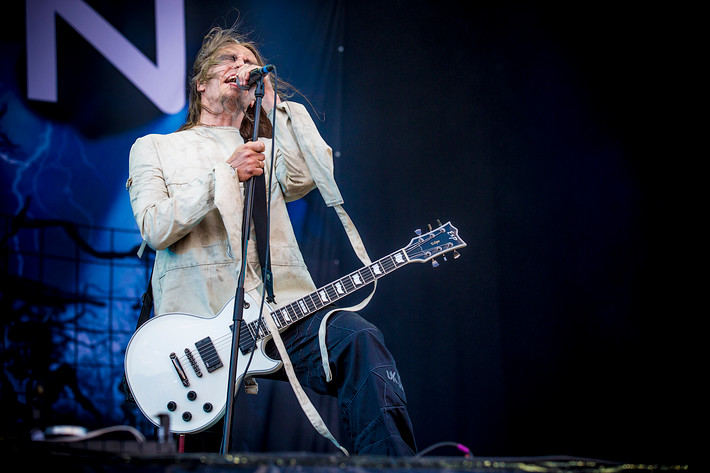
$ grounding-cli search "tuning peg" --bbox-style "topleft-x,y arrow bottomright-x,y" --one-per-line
427,224 -> 433,232
415,228 -> 422,236
431,258 -> 439,268
453,250 -> 460,259
436,219 -> 442,227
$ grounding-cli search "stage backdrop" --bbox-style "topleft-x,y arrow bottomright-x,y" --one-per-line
1,0 -> 687,465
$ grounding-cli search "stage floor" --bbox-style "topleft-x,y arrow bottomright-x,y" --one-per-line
1,437 -> 687,473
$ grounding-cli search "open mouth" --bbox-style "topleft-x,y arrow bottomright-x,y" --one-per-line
225,74 -> 238,86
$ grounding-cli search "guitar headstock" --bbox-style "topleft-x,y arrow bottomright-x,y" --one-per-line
405,220 -> 466,265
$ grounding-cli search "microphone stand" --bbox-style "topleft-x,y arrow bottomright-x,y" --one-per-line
220,76 -> 266,455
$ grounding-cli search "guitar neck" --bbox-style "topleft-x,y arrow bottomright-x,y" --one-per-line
238,220 -> 465,351
243,247 -> 411,344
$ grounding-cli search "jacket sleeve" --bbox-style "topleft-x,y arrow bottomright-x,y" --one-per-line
271,102 -> 343,206
127,134 -> 217,250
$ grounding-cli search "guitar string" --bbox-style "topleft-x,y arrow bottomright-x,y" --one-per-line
177,257 -> 394,367
174,240 -> 440,370
174,236 -> 445,369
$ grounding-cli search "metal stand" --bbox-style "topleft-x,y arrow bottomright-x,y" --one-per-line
219,77 -> 266,455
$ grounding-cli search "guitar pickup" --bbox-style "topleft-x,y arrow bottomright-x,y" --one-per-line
236,323 -> 256,355
195,337 -> 223,373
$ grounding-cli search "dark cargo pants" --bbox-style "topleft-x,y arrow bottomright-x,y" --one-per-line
263,306 -> 417,456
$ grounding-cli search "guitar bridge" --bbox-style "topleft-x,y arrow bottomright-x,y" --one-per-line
170,352 -> 189,387
185,348 -> 202,377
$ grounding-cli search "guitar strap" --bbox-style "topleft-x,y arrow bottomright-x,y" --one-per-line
252,172 -> 275,302
251,102 -> 379,455
261,203 -> 375,456
135,267 -> 154,329
317,205 -> 375,382
121,256 -> 154,403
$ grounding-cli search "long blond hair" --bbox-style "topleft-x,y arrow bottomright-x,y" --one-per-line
178,25 -> 286,137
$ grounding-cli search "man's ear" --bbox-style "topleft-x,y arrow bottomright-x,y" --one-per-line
197,81 -> 206,93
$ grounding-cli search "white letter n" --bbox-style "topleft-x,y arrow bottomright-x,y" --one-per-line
26,0 -> 185,115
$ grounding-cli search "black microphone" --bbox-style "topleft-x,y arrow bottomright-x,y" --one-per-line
238,64 -> 275,89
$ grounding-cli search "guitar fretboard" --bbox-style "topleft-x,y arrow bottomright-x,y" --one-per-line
238,247 -> 411,352
236,222 -> 461,354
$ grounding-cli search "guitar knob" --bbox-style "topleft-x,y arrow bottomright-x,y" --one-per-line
187,390 -> 197,401
167,401 -> 177,411
203,403 -> 213,412
182,411 -> 192,422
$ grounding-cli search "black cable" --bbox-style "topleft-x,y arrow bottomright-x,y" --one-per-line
416,441 -> 473,458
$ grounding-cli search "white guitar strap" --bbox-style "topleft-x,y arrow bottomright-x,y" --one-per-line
261,203 -> 375,456
262,301 -> 349,455
262,101 -> 377,455
317,204 -> 375,382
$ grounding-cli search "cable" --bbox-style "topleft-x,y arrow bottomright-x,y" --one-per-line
41,425 -> 147,444
416,441 -> 472,458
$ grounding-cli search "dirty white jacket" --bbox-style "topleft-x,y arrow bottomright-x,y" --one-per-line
128,101 -> 346,317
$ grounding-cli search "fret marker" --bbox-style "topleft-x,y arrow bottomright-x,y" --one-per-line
281,309 -> 291,322
319,290 -> 329,302
353,274 -> 363,285
335,282 -> 344,294
298,300 -> 308,314
371,263 -> 383,275
394,252 -> 405,264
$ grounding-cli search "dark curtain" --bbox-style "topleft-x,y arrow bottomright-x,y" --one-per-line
0,0 -> 687,464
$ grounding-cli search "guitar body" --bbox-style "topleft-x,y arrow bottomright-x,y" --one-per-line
124,221 -> 466,435
124,293 -> 280,434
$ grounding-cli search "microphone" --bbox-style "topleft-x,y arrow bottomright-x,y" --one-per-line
239,64 -> 275,89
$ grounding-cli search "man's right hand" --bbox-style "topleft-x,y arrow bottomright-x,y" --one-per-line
226,140 -> 266,181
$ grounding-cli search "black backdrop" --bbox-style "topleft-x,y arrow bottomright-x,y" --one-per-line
0,0 -> 688,465
338,2 -> 688,464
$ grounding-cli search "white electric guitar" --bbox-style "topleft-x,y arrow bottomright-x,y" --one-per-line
124,221 -> 466,434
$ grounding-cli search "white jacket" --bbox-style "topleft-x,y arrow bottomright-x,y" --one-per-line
127,101 -> 344,317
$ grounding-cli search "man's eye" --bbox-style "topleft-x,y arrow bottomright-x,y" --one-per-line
218,54 -> 237,63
